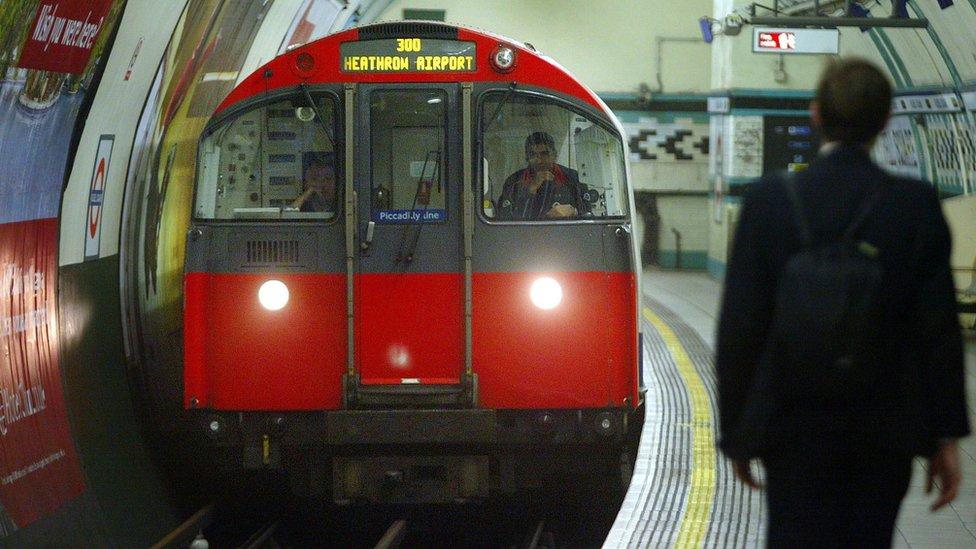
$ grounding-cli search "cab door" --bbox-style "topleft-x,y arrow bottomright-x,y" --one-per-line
354,84 -> 463,389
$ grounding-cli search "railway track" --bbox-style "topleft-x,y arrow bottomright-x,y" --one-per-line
153,493 -> 610,548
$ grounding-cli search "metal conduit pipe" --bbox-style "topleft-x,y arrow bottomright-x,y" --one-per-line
671,227 -> 683,270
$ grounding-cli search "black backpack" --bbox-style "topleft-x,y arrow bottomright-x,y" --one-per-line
768,176 -> 887,405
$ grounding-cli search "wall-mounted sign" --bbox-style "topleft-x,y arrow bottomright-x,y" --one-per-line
763,116 -> 818,174
84,135 -> 113,261
891,93 -> 962,114
707,97 -> 730,114
961,91 -> 976,111
124,36 -> 143,81
752,28 -> 839,55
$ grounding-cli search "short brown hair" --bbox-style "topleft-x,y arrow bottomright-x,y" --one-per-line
815,58 -> 892,144
524,131 -> 555,158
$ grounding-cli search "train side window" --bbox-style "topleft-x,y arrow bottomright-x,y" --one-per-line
368,89 -> 447,223
195,94 -> 339,221
481,94 -> 628,221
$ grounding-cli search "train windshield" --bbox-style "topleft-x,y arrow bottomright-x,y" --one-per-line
481,93 -> 628,221
369,88 -> 447,222
194,93 -> 338,221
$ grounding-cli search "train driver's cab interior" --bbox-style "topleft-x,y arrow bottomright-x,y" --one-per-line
481,93 -> 629,221
368,89 -> 447,223
194,94 -> 338,221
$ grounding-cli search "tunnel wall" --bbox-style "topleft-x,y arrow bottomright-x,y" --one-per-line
0,0 -> 126,543
0,0 -> 188,545
56,0 -> 193,546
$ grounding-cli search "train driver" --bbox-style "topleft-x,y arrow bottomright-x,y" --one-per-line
496,131 -> 591,220
291,154 -> 336,213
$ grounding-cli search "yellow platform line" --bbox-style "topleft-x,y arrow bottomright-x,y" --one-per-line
644,307 -> 717,548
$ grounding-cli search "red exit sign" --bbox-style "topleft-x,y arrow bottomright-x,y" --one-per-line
757,31 -> 796,51
753,28 -> 839,54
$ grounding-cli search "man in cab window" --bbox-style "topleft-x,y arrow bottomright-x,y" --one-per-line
291,153 -> 336,213
496,132 -> 591,220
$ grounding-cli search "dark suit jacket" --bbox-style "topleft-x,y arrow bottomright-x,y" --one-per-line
716,144 -> 970,460
496,165 -> 590,220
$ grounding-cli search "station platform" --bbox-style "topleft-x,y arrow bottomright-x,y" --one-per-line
605,269 -> 976,548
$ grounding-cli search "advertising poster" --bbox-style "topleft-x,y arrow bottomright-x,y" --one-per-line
926,114 -> 959,188
874,115 -> 923,180
727,116 -> 763,179
0,0 -> 124,533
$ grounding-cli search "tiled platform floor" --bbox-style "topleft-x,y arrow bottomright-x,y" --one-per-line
605,268 -> 976,548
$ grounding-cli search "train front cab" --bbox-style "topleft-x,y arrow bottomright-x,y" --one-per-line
183,25 -> 642,504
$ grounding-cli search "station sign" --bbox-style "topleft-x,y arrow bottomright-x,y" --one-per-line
891,93 -> 962,114
752,28 -> 839,55
84,135 -> 114,261
341,39 -> 476,73
707,97 -> 730,114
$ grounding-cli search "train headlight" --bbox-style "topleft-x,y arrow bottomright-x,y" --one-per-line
491,44 -> 516,73
258,280 -> 289,311
530,277 -> 562,310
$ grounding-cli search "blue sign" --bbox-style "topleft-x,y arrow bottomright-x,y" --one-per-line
373,209 -> 446,223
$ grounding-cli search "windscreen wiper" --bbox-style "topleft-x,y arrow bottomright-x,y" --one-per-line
299,83 -> 336,152
395,150 -> 441,264
483,82 -> 517,132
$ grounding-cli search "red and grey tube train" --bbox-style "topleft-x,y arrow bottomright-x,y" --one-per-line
183,21 -> 643,504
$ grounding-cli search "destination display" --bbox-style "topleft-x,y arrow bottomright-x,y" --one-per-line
341,39 -> 476,73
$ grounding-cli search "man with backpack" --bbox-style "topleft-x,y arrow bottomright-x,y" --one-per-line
715,58 -> 969,547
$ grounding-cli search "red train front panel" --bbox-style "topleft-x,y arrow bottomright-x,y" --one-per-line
184,272 -> 346,409
473,270 -> 637,409
184,22 -> 638,415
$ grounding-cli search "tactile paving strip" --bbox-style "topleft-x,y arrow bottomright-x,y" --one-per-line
604,298 -> 766,548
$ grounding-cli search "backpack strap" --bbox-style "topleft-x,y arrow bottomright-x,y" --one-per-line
841,184 -> 883,242
782,173 -> 884,247
782,174 -> 813,249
